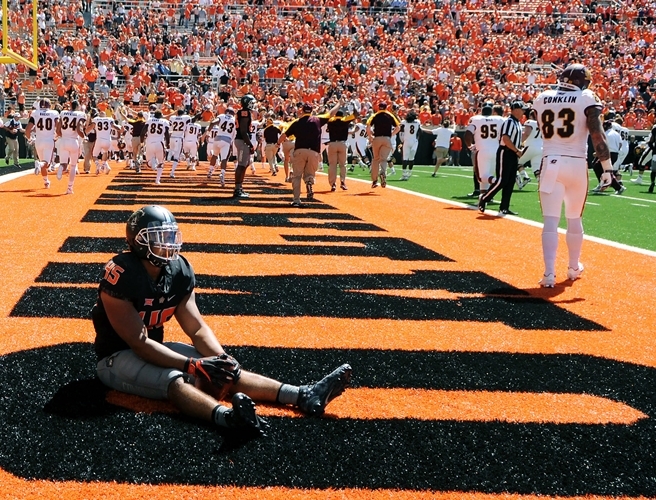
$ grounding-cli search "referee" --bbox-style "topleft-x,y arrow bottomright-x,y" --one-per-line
479,101 -> 525,216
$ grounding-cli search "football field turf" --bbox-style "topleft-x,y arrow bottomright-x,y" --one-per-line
0,163 -> 655,499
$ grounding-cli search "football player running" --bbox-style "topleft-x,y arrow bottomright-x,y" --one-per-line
55,100 -> 86,194
140,110 -> 171,185
93,205 -> 352,438
517,108 -> 543,189
205,108 -> 237,187
85,110 -> 122,175
532,64 -> 611,287
168,109 -> 192,178
399,110 -> 420,181
25,98 -> 60,189
182,118 -> 202,171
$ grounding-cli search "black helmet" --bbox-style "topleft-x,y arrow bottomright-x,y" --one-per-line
240,94 -> 256,110
559,64 -> 591,90
126,206 -> 182,267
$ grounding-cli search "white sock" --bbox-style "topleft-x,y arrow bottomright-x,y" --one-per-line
565,217 -> 584,269
155,166 -> 163,183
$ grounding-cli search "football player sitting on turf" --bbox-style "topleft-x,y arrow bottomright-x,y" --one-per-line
93,205 -> 352,437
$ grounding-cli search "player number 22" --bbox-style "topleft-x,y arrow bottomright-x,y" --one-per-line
540,108 -> 575,139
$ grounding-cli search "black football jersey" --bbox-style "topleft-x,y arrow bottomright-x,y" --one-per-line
92,251 -> 195,360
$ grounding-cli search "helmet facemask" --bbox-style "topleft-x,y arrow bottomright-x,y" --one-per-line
133,222 -> 182,267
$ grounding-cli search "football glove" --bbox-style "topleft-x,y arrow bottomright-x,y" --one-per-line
600,171 -> 613,188
185,354 -> 242,388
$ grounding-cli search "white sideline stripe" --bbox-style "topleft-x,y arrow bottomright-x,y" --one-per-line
632,203 -> 650,207
346,176 -> 656,258
585,202 -> 600,206
0,169 -> 32,184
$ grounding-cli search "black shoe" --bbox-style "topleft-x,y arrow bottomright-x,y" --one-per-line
380,175 -> 387,188
225,393 -> 269,437
478,200 -> 486,213
467,191 -> 480,198
371,180 -> 378,188
233,188 -> 250,199
649,184 -> 655,193
291,200 -> 303,208
431,173 -> 436,177
4,157 -> 8,165
306,182 -> 314,201
499,209 -> 518,216
297,364 -> 352,416
340,182 -> 348,190
331,183 -> 336,192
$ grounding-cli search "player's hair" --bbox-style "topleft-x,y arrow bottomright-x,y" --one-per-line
177,109 -> 184,116
154,110 -> 163,118
406,111 -> 417,122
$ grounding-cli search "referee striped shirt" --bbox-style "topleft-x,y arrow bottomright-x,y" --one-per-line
500,115 -> 523,150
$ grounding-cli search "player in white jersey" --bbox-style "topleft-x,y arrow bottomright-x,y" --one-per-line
122,121 -> 134,167
611,116 -> 629,171
319,122 -> 330,172
517,109 -> 543,189
205,109 -> 237,187
55,100 -> 86,194
168,110 -> 192,177
464,104 -> 505,195
85,112 -> 122,175
347,120 -> 369,171
25,98 -> 60,189
109,120 -> 122,160
249,118 -> 262,174
140,110 -> 171,184
182,119 -> 201,171
398,111 -> 420,180
532,64 -> 611,288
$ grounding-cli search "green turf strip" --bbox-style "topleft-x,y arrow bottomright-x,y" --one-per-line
347,165 -> 656,252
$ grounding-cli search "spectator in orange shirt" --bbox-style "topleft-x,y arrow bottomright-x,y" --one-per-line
449,134 -> 462,166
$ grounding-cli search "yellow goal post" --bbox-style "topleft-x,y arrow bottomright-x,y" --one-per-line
0,0 -> 39,70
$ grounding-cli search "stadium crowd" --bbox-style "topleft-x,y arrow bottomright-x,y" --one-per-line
1,0 -> 655,199
3,0 -> 656,128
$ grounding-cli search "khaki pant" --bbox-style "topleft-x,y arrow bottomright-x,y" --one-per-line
291,148 -> 319,202
5,137 -> 18,165
371,136 -> 393,181
83,139 -> 95,173
265,143 -> 279,171
327,141 -> 347,186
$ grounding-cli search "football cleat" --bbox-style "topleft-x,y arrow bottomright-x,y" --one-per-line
381,174 -> 387,188
649,183 -> 655,194
371,180 -> 378,188
44,179 -> 50,189
340,181 -> 348,190
66,187 -> 74,195
56,164 -> 63,181
291,200 -> 303,208
478,200 -> 486,213
233,188 -> 250,199
540,274 -> 556,288
225,393 -> 268,437
567,263 -> 584,281
331,183 -> 336,192
631,177 -> 643,185
297,364 -> 352,416
615,185 -> 626,195
306,182 -> 314,201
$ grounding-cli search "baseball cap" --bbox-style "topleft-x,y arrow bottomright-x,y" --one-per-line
511,101 -> 527,110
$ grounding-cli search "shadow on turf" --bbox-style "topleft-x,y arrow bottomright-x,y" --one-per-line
4,342 -> 656,494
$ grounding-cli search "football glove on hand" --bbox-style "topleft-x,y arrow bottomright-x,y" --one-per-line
185,354 -> 242,388
600,171 -> 613,188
